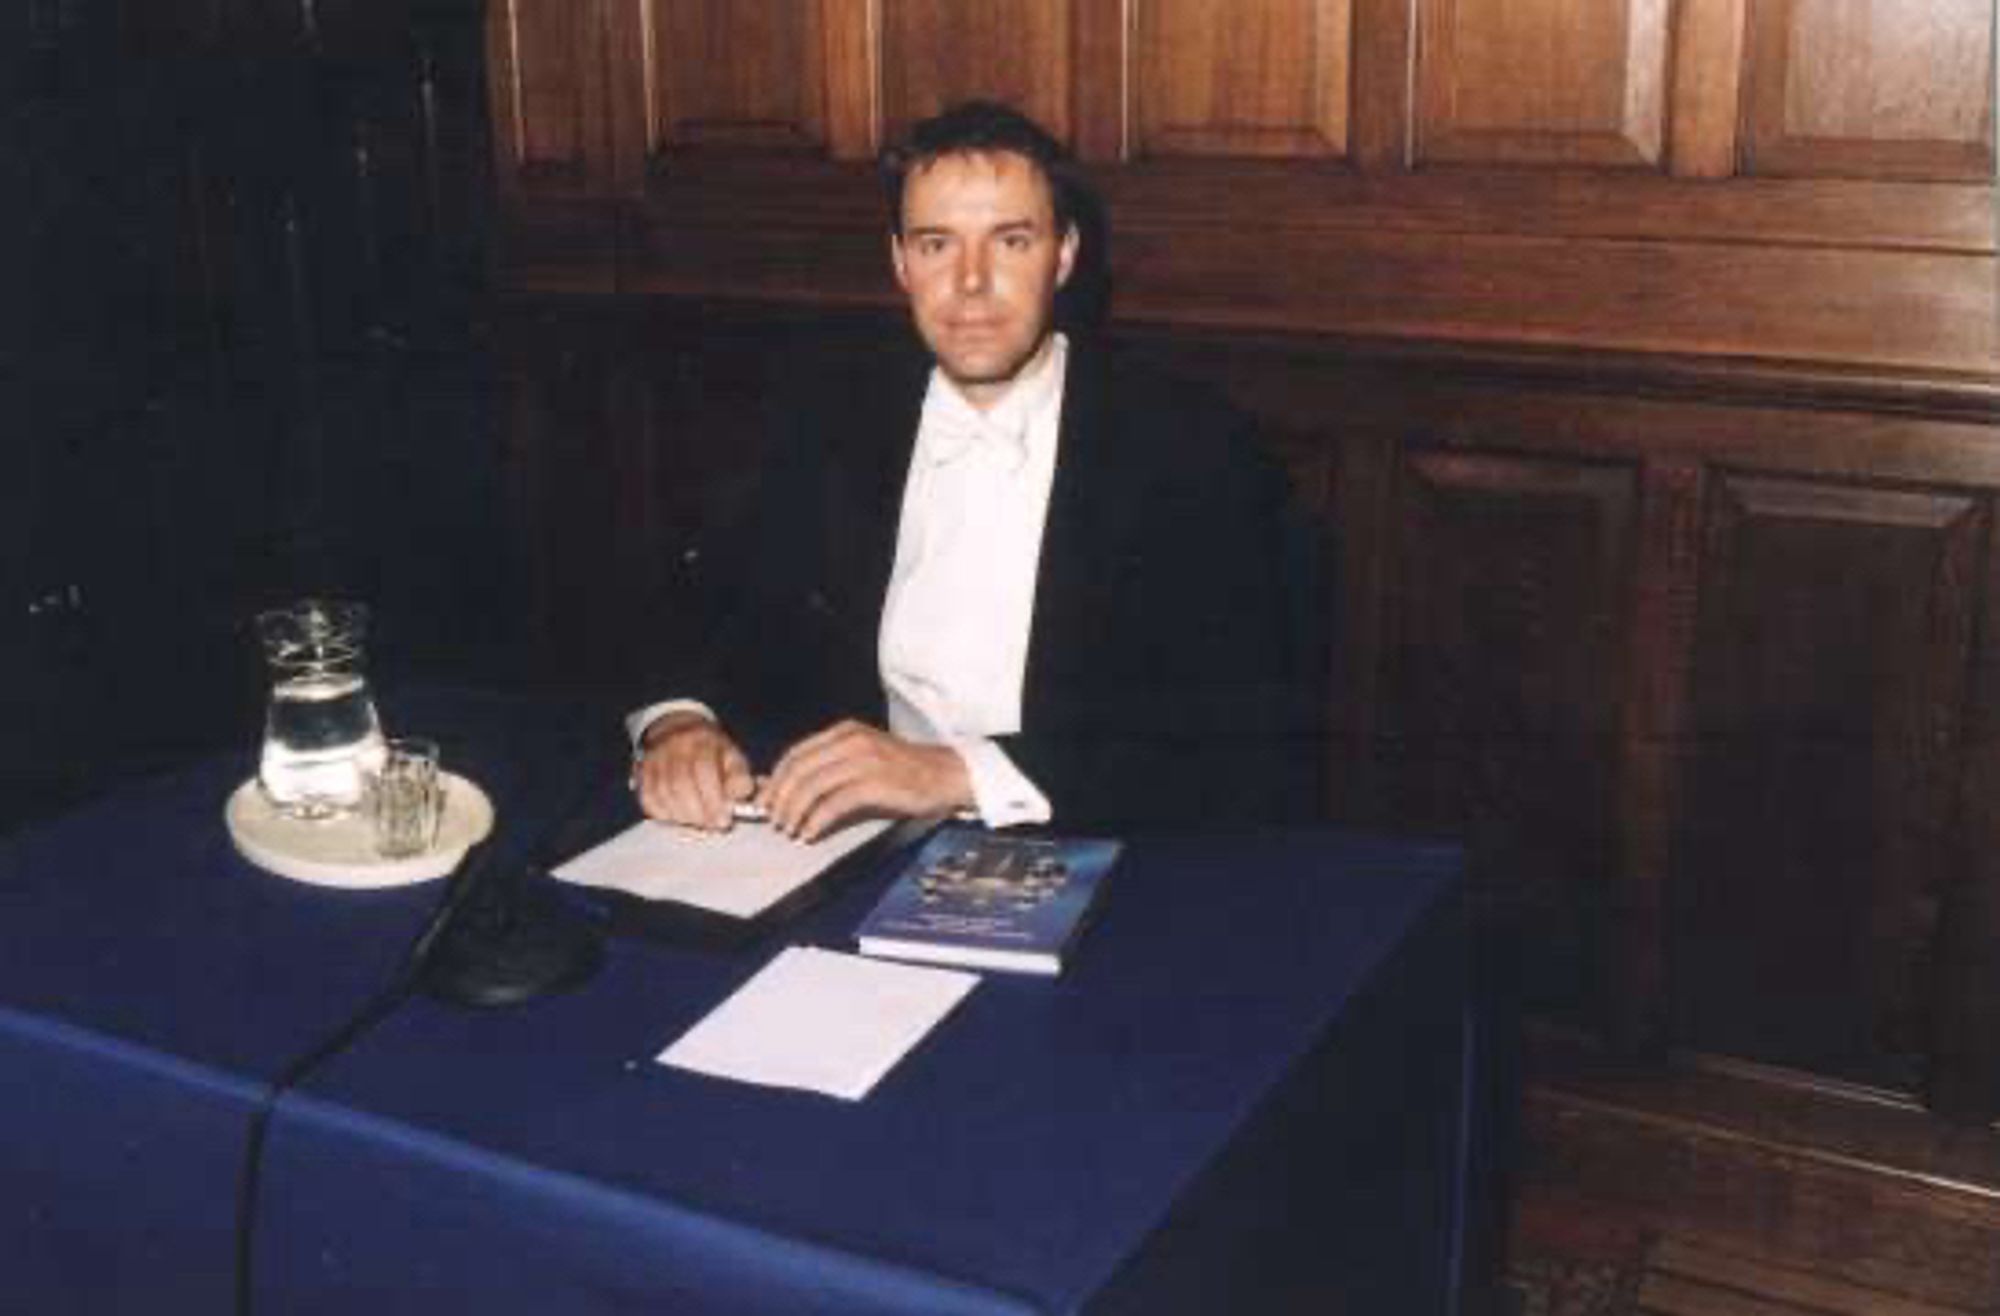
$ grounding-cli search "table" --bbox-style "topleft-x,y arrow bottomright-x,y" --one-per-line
254,830 -> 1471,1314
0,690 -> 1475,1315
0,687 -> 609,1312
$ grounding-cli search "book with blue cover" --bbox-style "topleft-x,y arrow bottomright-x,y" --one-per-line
854,826 -> 1123,975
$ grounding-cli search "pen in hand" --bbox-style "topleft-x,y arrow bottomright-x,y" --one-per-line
628,754 -> 769,825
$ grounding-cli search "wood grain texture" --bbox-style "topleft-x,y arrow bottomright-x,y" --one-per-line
1376,449 -> 1636,1022
1350,0 -> 1415,168
1070,0 -> 1127,162
821,0 -> 879,160
1131,0 -> 1351,159
645,0 -> 828,155
1744,0 -> 1998,180
485,0 -> 607,189
1523,1030 -> 2000,1310
1928,495 -> 2000,1122
1108,221 -> 2000,376
1678,474 -> 1981,1092
1668,0 -> 1747,178
1609,462 -> 1705,1056
878,0 -> 1071,144
1415,0 -> 1672,168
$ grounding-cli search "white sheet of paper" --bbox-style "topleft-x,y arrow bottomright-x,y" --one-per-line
552,817 -> 890,919
657,946 -> 979,1101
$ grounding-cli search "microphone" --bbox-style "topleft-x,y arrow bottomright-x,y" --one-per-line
414,760 -> 613,1009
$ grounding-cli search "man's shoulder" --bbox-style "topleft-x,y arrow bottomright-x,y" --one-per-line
766,330 -> 931,407
1073,340 -> 1242,424
1068,339 -> 1259,464
760,330 -> 931,468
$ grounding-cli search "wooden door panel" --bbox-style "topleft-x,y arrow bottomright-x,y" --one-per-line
647,1 -> 829,156
1679,474 -> 1981,1092
1377,450 -> 1637,1022
1415,0 -> 1671,168
1132,0 -> 1351,159
485,0 -> 607,189
1745,0 -> 1997,180
879,0 -> 1072,145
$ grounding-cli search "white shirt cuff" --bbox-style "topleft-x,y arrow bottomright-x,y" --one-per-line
626,699 -> 716,747
950,738 -> 1052,829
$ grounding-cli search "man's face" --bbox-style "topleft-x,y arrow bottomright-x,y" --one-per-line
891,150 -> 1078,410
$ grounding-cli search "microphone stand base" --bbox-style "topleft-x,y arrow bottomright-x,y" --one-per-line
421,884 -> 606,1009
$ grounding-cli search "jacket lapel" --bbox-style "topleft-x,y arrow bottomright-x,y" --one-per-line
819,344 -> 930,647
1022,337 -> 1114,723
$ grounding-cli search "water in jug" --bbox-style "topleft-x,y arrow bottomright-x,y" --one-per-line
256,599 -> 386,819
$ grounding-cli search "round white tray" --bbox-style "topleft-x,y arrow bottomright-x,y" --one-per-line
225,772 -> 494,888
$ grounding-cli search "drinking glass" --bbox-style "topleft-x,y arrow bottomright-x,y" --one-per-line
367,738 -> 445,859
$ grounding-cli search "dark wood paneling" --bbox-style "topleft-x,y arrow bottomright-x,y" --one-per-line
1415,0 -> 1671,168
1666,0 -> 1747,177
1610,461 -> 1705,1054
485,0 -> 608,191
1745,0 -> 1998,181
1375,449 -> 1637,1023
1930,498 -> 2000,1122
1679,474 -> 1982,1091
1523,1030 -> 2000,1311
1071,0 -> 1127,162
1109,219 -> 2000,375
1131,0 -> 1350,159
595,157 -> 1999,381
878,0 -> 1072,145
646,1 -> 828,156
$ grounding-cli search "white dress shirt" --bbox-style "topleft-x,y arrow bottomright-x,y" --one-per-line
629,334 -> 1068,828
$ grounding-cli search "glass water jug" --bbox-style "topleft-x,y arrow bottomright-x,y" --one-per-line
256,599 -> 386,819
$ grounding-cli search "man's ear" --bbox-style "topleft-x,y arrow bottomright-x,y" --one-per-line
890,233 -> 911,293
1055,223 -> 1079,289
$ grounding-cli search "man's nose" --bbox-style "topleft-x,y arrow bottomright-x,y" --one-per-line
956,246 -> 991,295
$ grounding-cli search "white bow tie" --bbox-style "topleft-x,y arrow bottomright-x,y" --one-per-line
922,405 -> 1030,472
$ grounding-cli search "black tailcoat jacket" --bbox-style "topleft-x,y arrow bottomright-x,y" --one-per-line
672,334 -> 1321,831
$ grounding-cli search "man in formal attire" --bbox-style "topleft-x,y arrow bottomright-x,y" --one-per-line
630,101 -> 1315,840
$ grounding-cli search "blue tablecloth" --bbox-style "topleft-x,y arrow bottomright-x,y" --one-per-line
0,685 -> 1473,1314
255,830 -> 1470,1314
0,686 -> 613,1312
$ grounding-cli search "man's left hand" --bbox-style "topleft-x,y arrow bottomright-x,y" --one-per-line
758,720 -> 974,841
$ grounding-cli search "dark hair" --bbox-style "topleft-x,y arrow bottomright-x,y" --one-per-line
878,100 -> 1089,238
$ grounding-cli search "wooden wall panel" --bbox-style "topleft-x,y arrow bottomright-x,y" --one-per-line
1745,0 -> 1998,180
1376,450 -> 1637,1023
1132,0 -> 1351,159
1109,221 -> 2000,377
1667,0 -> 1748,178
485,0 -> 607,189
646,1 -> 828,156
1677,474 -> 1982,1092
1416,0 -> 1672,168
879,0 -> 1072,145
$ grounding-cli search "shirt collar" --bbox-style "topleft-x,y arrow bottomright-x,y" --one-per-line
917,333 -> 1068,470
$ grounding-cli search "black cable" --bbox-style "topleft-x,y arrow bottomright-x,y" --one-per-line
230,838 -> 498,1316
228,758 -> 616,1313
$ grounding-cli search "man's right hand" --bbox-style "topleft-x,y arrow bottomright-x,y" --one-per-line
632,711 -> 755,831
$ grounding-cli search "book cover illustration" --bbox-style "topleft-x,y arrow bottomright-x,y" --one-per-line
855,826 -> 1122,975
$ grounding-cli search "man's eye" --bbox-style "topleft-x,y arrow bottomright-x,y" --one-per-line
1002,234 -> 1032,251
917,237 -> 948,256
